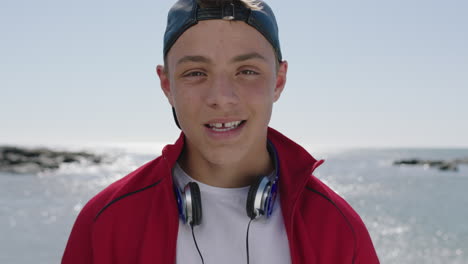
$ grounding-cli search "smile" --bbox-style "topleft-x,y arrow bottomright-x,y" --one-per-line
204,120 -> 247,132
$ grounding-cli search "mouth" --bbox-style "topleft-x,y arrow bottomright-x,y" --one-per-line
204,120 -> 247,132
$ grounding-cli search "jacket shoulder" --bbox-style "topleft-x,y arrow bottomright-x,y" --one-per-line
62,156 -> 166,263
305,174 -> 363,232
88,155 -> 165,220
304,175 -> 380,263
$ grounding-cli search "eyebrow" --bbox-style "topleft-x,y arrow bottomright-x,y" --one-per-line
176,52 -> 267,66
176,55 -> 212,66
230,52 -> 267,63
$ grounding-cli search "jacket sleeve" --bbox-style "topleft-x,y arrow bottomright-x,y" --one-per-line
61,198 -> 99,264
353,215 -> 380,264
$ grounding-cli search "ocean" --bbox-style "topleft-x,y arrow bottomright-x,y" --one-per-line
1,144 -> 467,264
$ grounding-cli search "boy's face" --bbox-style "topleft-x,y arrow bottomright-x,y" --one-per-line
157,20 -> 287,165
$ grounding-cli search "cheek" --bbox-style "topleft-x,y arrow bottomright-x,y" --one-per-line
239,78 -> 276,104
239,80 -> 275,126
172,83 -> 196,105
172,86 -> 203,123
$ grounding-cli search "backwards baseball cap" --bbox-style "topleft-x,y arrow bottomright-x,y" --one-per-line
163,0 -> 282,61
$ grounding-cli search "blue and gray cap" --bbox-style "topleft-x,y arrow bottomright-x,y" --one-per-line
163,0 -> 282,61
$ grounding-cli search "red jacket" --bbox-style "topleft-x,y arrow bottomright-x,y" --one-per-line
62,127 -> 380,263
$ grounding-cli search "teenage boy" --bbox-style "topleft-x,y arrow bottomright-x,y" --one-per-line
62,0 -> 380,263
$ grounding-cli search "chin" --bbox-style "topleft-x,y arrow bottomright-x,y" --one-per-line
202,147 -> 245,166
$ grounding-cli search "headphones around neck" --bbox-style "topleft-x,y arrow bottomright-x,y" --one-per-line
173,140 -> 280,226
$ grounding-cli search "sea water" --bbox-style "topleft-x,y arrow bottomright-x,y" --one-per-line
0,144 -> 467,264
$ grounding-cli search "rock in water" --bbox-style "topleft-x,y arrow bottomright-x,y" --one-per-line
439,162 -> 458,172
0,146 -> 104,174
393,158 -> 462,172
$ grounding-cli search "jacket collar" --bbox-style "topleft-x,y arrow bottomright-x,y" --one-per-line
160,127 -> 325,217
265,127 -> 325,219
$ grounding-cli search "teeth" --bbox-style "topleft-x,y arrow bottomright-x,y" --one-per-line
225,121 -> 241,128
208,120 -> 243,131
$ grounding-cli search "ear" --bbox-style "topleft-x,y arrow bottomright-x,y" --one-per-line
156,65 -> 174,106
273,61 -> 288,102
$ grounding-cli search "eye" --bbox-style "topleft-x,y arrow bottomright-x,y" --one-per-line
183,71 -> 206,77
239,70 -> 259,75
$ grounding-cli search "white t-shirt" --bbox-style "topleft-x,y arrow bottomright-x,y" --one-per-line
173,163 -> 291,264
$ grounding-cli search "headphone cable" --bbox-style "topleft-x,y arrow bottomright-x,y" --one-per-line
246,218 -> 254,264
191,223 -> 205,264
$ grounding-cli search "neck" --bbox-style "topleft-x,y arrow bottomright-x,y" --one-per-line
178,141 -> 274,188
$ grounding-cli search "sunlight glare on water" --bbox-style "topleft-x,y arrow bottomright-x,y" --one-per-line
1,144 -> 467,264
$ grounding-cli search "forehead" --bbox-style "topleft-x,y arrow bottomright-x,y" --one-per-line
166,20 -> 276,67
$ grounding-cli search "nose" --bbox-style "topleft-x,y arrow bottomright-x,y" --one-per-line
205,73 -> 239,108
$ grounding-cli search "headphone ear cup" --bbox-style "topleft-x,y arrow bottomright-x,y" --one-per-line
188,182 -> 202,226
246,176 -> 265,219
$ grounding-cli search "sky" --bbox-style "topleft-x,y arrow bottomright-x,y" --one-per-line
1,0 -> 467,148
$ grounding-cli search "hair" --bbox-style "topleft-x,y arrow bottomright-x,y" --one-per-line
196,0 -> 263,10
